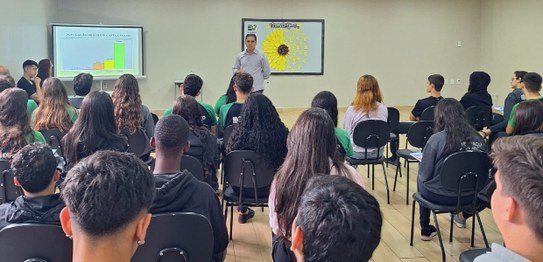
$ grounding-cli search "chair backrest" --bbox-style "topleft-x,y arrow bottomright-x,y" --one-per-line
131,212 -> 213,262
40,129 -> 65,157
406,120 -> 434,149
0,223 -> 72,262
465,106 -> 493,131
127,129 -> 152,158
440,151 -> 490,195
2,169 -> 22,203
420,106 -> 435,120
222,124 -> 236,146
224,150 -> 275,195
352,120 -> 390,149
180,155 -> 205,182
387,107 -> 400,133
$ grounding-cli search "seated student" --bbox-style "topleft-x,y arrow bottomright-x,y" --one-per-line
226,93 -> 288,223
0,74 -> 39,115
270,108 -> 364,262
172,95 -> 218,190
417,98 -> 487,240
218,72 -> 253,136
60,151 -> 155,262
0,143 -> 64,229
460,71 -> 493,110
506,72 -> 543,135
474,136 -> 543,262
214,74 -> 237,116
149,115 -> 228,261
69,73 -> 93,109
0,65 -> 10,76
62,91 -> 128,168
343,74 -> 388,160
17,60 -> 43,103
32,77 -> 78,134
112,74 -> 154,154
311,91 -> 353,160
389,74 -> 444,163
510,100 -> 543,136
0,88 -> 45,160
164,74 -> 217,135
290,175 -> 382,262
482,70 -> 527,141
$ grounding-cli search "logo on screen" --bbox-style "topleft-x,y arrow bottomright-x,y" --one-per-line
248,24 -> 257,31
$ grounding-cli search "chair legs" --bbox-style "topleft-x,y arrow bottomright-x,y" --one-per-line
475,212 -> 490,248
229,204 -> 234,240
432,211 -> 447,262
393,159 -> 411,205
380,163 -> 390,204
410,199 -> 416,246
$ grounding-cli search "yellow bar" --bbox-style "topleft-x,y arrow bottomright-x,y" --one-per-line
104,60 -> 114,69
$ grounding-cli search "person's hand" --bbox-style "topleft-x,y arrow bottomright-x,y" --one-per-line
481,127 -> 491,137
33,76 -> 41,85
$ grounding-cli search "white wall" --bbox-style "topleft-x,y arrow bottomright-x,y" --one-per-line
481,0 -> 543,104
0,0 -> 56,79
3,0 -> 484,110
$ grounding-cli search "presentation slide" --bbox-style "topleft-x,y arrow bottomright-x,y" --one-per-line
242,19 -> 324,75
52,25 -> 144,79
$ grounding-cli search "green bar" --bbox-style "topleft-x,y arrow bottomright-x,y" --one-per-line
114,42 -> 125,69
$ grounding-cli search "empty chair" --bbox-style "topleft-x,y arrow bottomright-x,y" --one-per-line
347,120 -> 391,204
132,212 -> 213,262
0,223 -> 72,262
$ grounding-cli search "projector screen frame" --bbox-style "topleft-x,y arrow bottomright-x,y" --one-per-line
50,23 -> 146,81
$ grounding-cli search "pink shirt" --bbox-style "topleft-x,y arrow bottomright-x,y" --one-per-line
268,160 -> 365,236
343,103 -> 388,153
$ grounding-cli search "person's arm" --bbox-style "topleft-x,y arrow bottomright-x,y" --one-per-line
409,113 -> 418,121
232,55 -> 241,74
409,100 -> 423,121
417,137 -> 438,183
32,77 -> 42,103
343,109 -> 353,135
502,92 -> 518,121
505,103 -> 519,135
261,54 -> 271,80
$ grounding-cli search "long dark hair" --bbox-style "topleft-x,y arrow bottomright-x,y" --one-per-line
33,77 -> 74,132
225,73 -> 238,104
273,108 -> 347,240
226,93 -> 288,170
0,88 -> 33,159
112,74 -> 142,135
512,100 -> 543,135
434,98 -> 480,155
311,91 -> 338,127
467,71 -> 491,93
37,59 -> 52,80
62,91 -> 121,165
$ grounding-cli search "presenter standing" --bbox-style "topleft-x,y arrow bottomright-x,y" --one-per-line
233,34 -> 271,93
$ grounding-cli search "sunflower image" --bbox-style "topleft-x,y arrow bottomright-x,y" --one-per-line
263,28 -> 308,71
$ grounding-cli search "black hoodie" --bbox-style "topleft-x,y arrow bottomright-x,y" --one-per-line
0,194 -> 64,229
150,171 -> 228,258
460,71 -> 493,109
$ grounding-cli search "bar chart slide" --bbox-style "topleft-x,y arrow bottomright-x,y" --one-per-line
59,39 -> 133,71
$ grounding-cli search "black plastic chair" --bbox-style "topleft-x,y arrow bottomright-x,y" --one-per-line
347,120 -> 391,204
127,129 -> 154,166
219,124 -> 236,184
465,106 -> 493,131
40,129 -> 65,158
420,106 -> 435,120
394,120 -> 434,205
0,160 -> 21,204
409,151 -> 490,262
386,107 -> 400,167
222,150 -> 274,240
132,212 -> 213,262
180,155 -> 205,182
459,248 -> 491,262
0,223 -> 72,262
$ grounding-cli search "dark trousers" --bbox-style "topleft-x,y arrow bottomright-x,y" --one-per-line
390,122 -> 415,158
417,180 -> 473,228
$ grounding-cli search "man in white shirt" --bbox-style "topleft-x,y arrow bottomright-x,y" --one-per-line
232,34 -> 271,93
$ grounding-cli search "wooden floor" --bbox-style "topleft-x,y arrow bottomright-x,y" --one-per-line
217,106 -> 502,262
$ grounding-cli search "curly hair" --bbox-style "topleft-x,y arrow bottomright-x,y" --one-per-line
112,74 -> 142,135
226,93 -> 288,171
0,88 -> 33,159
273,108 -> 347,240
351,74 -> 383,113
33,77 -> 74,133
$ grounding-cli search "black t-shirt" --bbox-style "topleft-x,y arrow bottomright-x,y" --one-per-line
412,96 -> 443,118
17,77 -> 37,98
224,103 -> 243,128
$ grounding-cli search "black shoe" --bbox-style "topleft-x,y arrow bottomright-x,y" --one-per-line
238,208 -> 255,224
420,225 -> 437,241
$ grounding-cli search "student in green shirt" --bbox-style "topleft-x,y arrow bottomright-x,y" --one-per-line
0,88 -> 45,160
506,72 -> 543,135
311,91 -> 354,159
214,74 -> 237,116
32,77 -> 78,134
